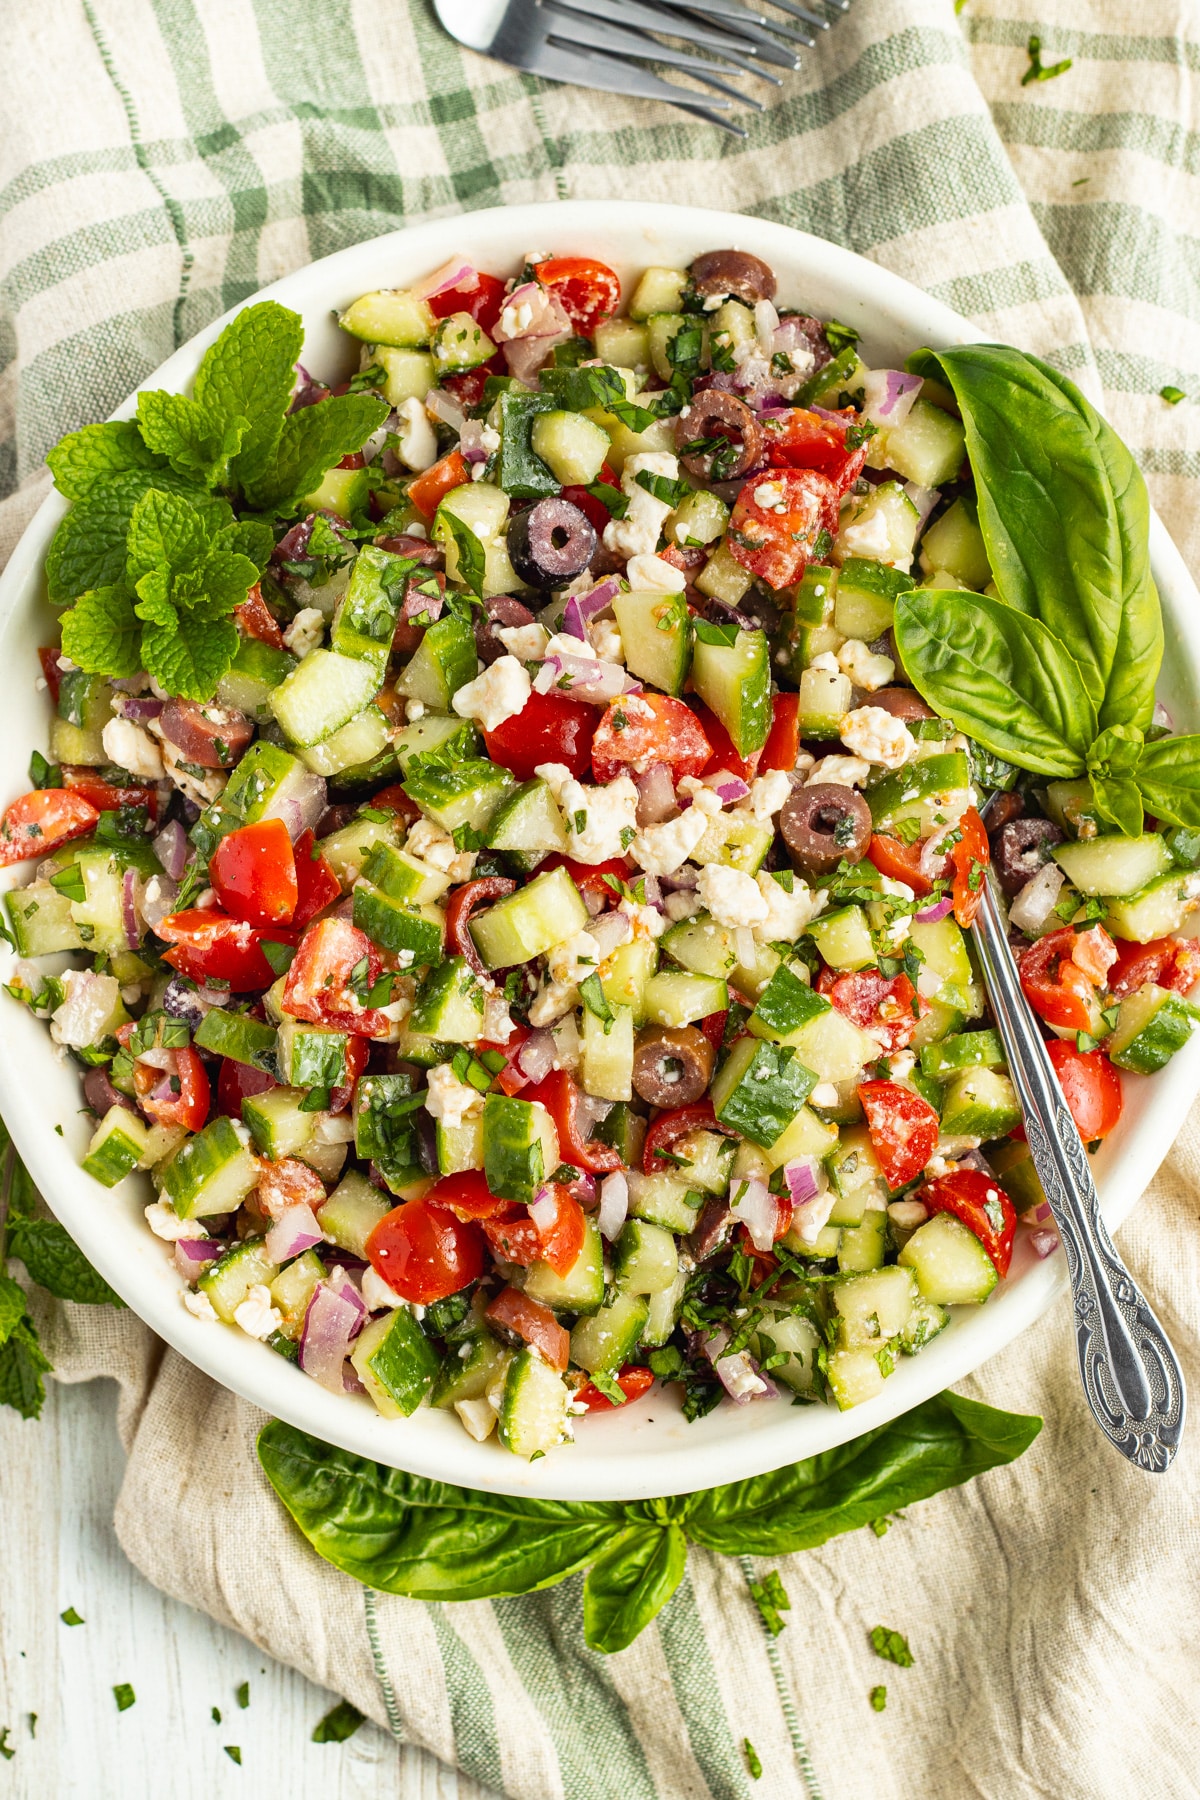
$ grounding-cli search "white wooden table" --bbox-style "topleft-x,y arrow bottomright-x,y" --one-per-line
0,1379 -> 499,1800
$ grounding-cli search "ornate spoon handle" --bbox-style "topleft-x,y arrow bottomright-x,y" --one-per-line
972,875 -> 1185,1471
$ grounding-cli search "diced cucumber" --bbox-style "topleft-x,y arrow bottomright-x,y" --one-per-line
193,742 -> 318,862
330,545 -> 406,669
351,1308 -> 440,1418
755,1306 -> 821,1393
469,865 -> 588,969
828,1124 -> 888,1218
496,390 -> 558,501
1104,871 -> 1197,943
797,666 -> 852,737
833,1264 -> 917,1349
613,1218 -> 679,1295
393,712 -> 481,773
642,1266 -> 687,1348
918,496 -> 990,589
317,812 -> 401,888
1053,833 -> 1171,898
275,1020 -> 359,1087
530,409 -> 610,486
569,1290 -> 649,1374
790,1007 -> 878,1084
485,778 -> 569,866
82,1105 -> 149,1187
269,1249 -> 326,1340
627,1174 -> 702,1233
642,971 -> 727,1028
871,398 -> 966,488
434,484 -> 516,598
482,1094 -> 559,1205
593,317 -> 651,365
808,905 -> 875,972
646,311 -> 703,382
612,590 -> 691,697
691,627 -> 772,757
779,1221 -> 842,1260
67,850 -> 132,958
341,288 -> 435,347
731,937 -> 784,1002
689,810 -> 774,878
524,1216 -> 606,1316
599,938 -> 659,1026
749,965 -> 829,1044
352,887 -> 445,964
6,882 -> 84,956
595,1101 -> 647,1169
826,1346 -> 887,1410
832,557 -> 909,641
709,299 -> 757,357
436,1116 -> 484,1176
710,1038 -> 818,1147
363,841 -> 452,906
866,752 -> 971,836
695,538 -> 754,606
374,345 -> 436,407
670,1128 -> 734,1196
216,635 -> 297,723
198,1238 -> 279,1324
1107,982 -> 1199,1073
987,1138 -> 1046,1214
909,912 -> 981,1015
1044,778 -> 1103,841
303,464 -> 368,520
194,1008 -> 277,1070
919,1029 -> 1005,1079
761,1104 -> 838,1174
240,1086 -> 317,1160
581,1003 -> 635,1102
318,1170 -> 393,1258
836,1209 -> 887,1273
270,649 -> 381,748
662,914 -> 736,979
301,708 -> 391,779
498,1347 -> 570,1456
899,1293 -> 950,1353
910,998 -> 965,1052
403,758 -> 513,834
395,614 -> 479,712
162,1117 -> 259,1220
628,266 -> 688,320
836,480 -> 920,569
432,311 -> 496,371
429,1324 -> 509,1408
899,1211 -> 998,1304
410,957 -> 485,1042
666,489 -> 728,551
939,1066 -> 1021,1139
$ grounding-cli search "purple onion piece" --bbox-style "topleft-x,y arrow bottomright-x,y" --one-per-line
121,867 -> 141,951
152,819 -> 188,882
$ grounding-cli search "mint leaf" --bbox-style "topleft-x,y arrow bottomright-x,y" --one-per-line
223,519 -> 274,570
6,1219 -> 124,1307
60,584 -> 142,678
244,392 -> 388,513
141,614 -> 239,701
436,507 -> 485,596
0,1314 -> 51,1419
127,486 -> 214,583
136,390 -> 247,489
45,472 -> 231,604
47,421 -> 163,500
173,546 -> 259,620
192,301 -> 305,492
0,1274 -> 28,1347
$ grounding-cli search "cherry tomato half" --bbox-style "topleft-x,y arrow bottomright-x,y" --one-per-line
574,1365 -> 655,1411
533,257 -> 621,337
758,407 -> 868,494
134,1045 -> 210,1134
1018,928 -> 1098,1034
642,1100 -> 737,1174
693,701 -> 760,785
727,468 -> 839,591
920,1168 -> 1016,1277
867,832 -> 939,897
428,1169 -> 510,1221
486,1286 -> 570,1370
591,694 -> 712,785
560,461 -> 620,536
523,1068 -> 621,1174
282,917 -> 388,1036
0,787 -> 98,866
292,830 -> 343,928
60,768 -> 158,819
210,818 -> 299,929
950,807 -> 990,928
1046,1039 -> 1123,1143
483,689 -> 596,783
234,584 -> 287,650
825,968 -> 924,1053
156,909 -> 295,992
1109,935 -> 1200,997
424,267 -> 507,335
858,1079 -> 940,1190
407,450 -> 469,520
366,1197 -> 485,1305
759,694 -> 802,774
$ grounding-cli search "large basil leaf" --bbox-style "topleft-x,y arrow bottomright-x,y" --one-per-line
894,587 -> 1094,776
908,345 -> 1162,733
1128,734 -> 1200,828
684,1393 -> 1041,1557
257,1424 -> 621,1600
581,1524 -> 688,1654
1086,726 -> 1145,836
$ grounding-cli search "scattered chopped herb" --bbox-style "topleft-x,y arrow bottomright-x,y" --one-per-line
869,1517 -> 890,1538
60,1606 -> 84,1626
298,1086 -> 331,1113
870,1685 -> 888,1711
113,1683 -> 136,1712
870,1625 -> 914,1667
743,1738 -> 763,1780
0,1728 -> 11,1761
224,1745 -> 242,1765
1161,385 -> 1186,405
312,1699 -> 366,1743
747,1569 -> 791,1636
579,972 -> 615,1027
1022,32 -> 1072,84
212,1706 -> 222,1724
260,940 -> 296,976
236,1680 -> 250,1710
823,319 -> 859,355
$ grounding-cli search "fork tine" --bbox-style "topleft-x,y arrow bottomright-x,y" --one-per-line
544,3 -> 765,79
761,0 -> 829,28
678,12 -> 803,62
667,0 -> 814,49
553,0 -> 782,78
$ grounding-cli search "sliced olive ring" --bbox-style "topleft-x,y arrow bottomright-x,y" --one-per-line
631,1025 -> 716,1109
506,496 -> 597,589
990,817 -> 1064,897
676,391 -> 763,481
475,594 -> 535,666
780,782 -> 872,880
689,249 -> 777,305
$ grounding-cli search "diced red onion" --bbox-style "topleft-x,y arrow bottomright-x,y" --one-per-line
703,1328 -> 778,1404
1025,1200 -> 1053,1226
401,582 -> 444,625
174,1239 -> 220,1275
299,1282 -> 362,1392
862,369 -> 923,427
590,909 -> 633,959
904,483 -> 941,533
1030,1229 -> 1060,1258
770,316 -> 821,363
152,820 -> 188,882
562,578 -> 622,641
149,1072 -> 176,1102
534,654 -> 640,704
561,1169 -> 597,1210
262,772 -> 327,842
343,1367 -> 367,1395
517,1029 -> 558,1085
782,1157 -> 820,1205
529,1188 -> 558,1234
118,695 -> 165,723
265,1202 -> 325,1264
1153,699 -> 1174,732
790,1177 -> 835,1246
136,1045 -> 178,1073
915,896 -> 954,924
703,769 -> 750,805
425,388 -> 466,434
634,763 -> 677,827
640,872 -> 664,911
729,1177 -> 777,1252
597,1170 -> 629,1241
141,874 -> 180,931
414,256 -> 478,300
659,864 -> 699,892
919,834 -> 953,885
1010,862 -> 1066,934
121,867 -> 141,950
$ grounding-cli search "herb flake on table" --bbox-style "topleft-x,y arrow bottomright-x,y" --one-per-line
235,1680 -> 250,1709
113,1683 -> 136,1712
1022,34 -> 1072,84
747,1569 -> 791,1636
1161,386 -> 1186,405
312,1699 -> 366,1743
743,1738 -> 763,1779
211,1705 -> 221,1724
0,1727 -> 13,1760
224,1745 -> 242,1765
60,1606 -> 84,1626
870,1626 -> 914,1667
870,1685 -> 888,1711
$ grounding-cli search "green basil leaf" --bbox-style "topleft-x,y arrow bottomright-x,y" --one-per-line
436,509 -> 486,598
6,1219 -> 124,1307
683,1393 -> 1042,1556
893,588 -> 1094,776
907,345 -> 1162,733
1131,734 -> 1200,827
257,1422 -> 621,1600
1086,725 -> 1145,836
581,1524 -> 688,1654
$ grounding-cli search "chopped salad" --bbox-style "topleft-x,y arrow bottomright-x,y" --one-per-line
7,241 -> 1200,1459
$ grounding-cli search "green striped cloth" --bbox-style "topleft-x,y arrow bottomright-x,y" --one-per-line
6,4 -> 1200,1796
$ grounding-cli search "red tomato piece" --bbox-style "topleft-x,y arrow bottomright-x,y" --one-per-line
282,917 -> 388,1036
439,361 -> 504,411
483,688 -> 596,783
829,969 -> 924,1053
1109,935 -> 1200,997
591,694 -> 712,785
533,256 -> 620,337
759,693 -> 801,774
217,1057 -> 276,1119
329,1034 -> 370,1115
369,783 -> 421,826
160,699 -> 253,769
60,768 -> 158,820
950,807 -> 990,928
210,818 -> 299,929
477,1025 -> 532,1095
428,1169 -> 510,1221
156,909 -> 296,992
727,468 -> 839,591
642,1100 -> 738,1174
523,1068 -> 621,1174
920,1168 -> 1016,1277
1070,924 -> 1118,986
1018,928 -> 1097,1033
574,1365 -> 655,1411
537,854 -> 632,913
560,461 -> 620,536
38,647 -> 62,707
858,1079 -> 940,1190
258,1157 -> 328,1219
758,407 -> 868,493
408,450 -> 470,520
446,876 -> 517,975
234,583 -> 287,650
424,268 -> 507,335
481,1207 -> 542,1266
867,832 -> 938,897
1045,1039 -> 1123,1143
530,1186 -> 587,1278
134,1045 -> 210,1134
692,701 -> 759,784
699,1011 -> 728,1052
486,1286 -> 570,1370
366,1198 -> 485,1305
0,787 -> 98,866
292,830 -> 342,928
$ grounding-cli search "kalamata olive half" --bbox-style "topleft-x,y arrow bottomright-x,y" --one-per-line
160,699 -> 253,768
990,817 -> 1064,897
689,249 -> 777,305
506,497 -> 597,590
632,1025 -> 716,1108
688,1196 -> 734,1262
869,686 -> 935,723
780,783 -> 872,880
676,391 -> 763,481
474,594 -> 536,666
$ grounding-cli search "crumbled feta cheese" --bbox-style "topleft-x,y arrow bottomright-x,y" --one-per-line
807,651 -> 841,675
545,630 -> 598,663
664,889 -> 702,922
888,1199 -> 929,1230
602,452 -> 679,561
886,913 -> 912,947
552,773 -> 639,864
161,739 -> 226,806
362,1266 -> 405,1311
696,863 -> 769,929
924,1154 -> 956,1179
838,637 -> 895,692
676,776 -> 724,817
619,896 -> 666,940
395,396 -> 439,472
424,1062 -> 484,1130
534,762 -> 573,802
50,970 -> 122,1049
405,815 -> 476,883
284,606 -> 325,658
455,1396 -> 498,1441
529,979 -> 578,1027
740,770 -> 792,826
839,503 -> 900,564
406,698 -> 426,721
588,617 -> 624,663
145,1200 -> 205,1242
233,1284 -> 283,1340
753,871 -> 818,943
701,291 -> 728,311
548,929 -> 602,986
810,1081 -> 840,1108
183,1290 -> 218,1322
481,992 -> 516,1043
497,622 -> 551,661
840,705 -> 913,770
625,552 -> 686,593
101,717 -> 164,781
753,480 -> 785,510
499,298 -> 535,338
630,807 -> 709,876
887,1050 -> 916,1080
805,754 -> 871,789
452,655 -> 530,733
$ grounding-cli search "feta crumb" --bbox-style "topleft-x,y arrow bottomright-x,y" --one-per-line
888,1050 -> 916,1080
839,504 -> 902,564
805,754 -> 871,789
807,651 -> 841,675
676,775 -> 724,818
753,480 -> 784,510
548,929 -> 602,986
362,1266 -> 405,1311
395,396 -> 439,472
452,655 -> 530,733
100,716 -> 164,781
455,1396 -> 498,1441
233,1284 -> 283,1340
406,698 -> 426,721
50,970 -> 122,1049
840,705 -> 913,770
424,1062 -> 484,1130
145,1200 -> 206,1242
740,770 -> 792,826
497,622 -> 551,662
499,298 -> 535,338
529,979 -> 578,1027
404,814 -> 477,884
810,1081 -> 840,1108
534,762 -> 573,802
284,606 -> 325,658
630,807 -> 709,876
552,773 -> 639,864
602,452 -> 679,561
753,871 -> 818,943
838,637 -> 895,692
625,552 -> 686,593
696,863 -> 769,930
545,630 -> 598,663
183,1290 -> 218,1322
888,1199 -> 929,1230
664,889 -> 702,922
588,617 -> 624,664
619,896 -> 666,940
701,292 -> 728,311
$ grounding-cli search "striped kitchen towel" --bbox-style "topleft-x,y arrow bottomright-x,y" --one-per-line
4,2 -> 1200,1796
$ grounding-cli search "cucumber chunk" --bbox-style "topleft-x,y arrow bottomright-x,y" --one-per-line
808,905 -> 875,972
7,882 -> 85,956
939,1066 -> 1021,1139
691,627 -> 771,757
899,1212 -> 998,1305
429,1324 -> 509,1408
482,1094 -> 559,1204
833,1264 -> 918,1349
1053,834 -> 1172,898
627,1174 -> 702,1233
580,1003 -> 635,1102
198,1238 -> 279,1323
403,758 -> 513,835
351,1308 -> 440,1419
832,557 -> 908,641
642,971 -> 728,1028
613,1218 -> 679,1295
826,1346 -> 887,1410
469,865 -> 589,969
524,1217 -> 606,1315
241,1086 -> 317,1161
270,649 -> 381,749
1106,982 -> 1199,1073
340,288 -> 435,347
485,779 -> 570,864
613,590 -> 691,696
162,1117 -> 259,1220
498,1348 -> 570,1456
836,1209 -> 888,1273
1105,871 -> 1197,943
82,1105 -> 149,1187
570,1290 -> 649,1374
710,1038 -> 818,1147
395,614 -> 480,712
411,957 -> 486,1042
352,886 -> 445,965
318,1170 -> 393,1257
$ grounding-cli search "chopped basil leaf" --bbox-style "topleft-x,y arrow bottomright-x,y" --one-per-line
113,1683 -> 136,1712
312,1699 -> 366,1743
869,1624 -> 914,1666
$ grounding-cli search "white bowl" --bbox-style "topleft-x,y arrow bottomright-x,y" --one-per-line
3,201 -> 1197,1501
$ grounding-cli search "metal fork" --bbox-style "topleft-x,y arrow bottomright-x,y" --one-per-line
433,0 -> 848,135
